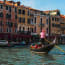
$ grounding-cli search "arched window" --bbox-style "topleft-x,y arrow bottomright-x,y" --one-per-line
31,28 -> 33,32
28,27 -> 29,31
23,27 -> 25,31
19,26 -> 21,31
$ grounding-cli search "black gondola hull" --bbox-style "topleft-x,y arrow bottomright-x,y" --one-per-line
30,43 -> 55,53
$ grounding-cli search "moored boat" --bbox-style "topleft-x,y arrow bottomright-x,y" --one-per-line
30,38 -> 56,53
0,40 -> 9,47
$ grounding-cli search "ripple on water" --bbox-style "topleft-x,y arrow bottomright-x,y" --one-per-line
0,46 -> 65,65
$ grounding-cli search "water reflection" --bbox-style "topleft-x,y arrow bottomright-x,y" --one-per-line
31,52 -> 55,60
0,46 -> 65,65
30,47 -> 65,65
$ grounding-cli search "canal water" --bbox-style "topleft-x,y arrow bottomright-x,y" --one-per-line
0,45 -> 65,65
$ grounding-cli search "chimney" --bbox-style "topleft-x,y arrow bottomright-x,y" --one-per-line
4,0 -> 6,4
17,1 -> 20,6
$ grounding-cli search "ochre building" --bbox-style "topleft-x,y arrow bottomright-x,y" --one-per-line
0,1 -> 65,36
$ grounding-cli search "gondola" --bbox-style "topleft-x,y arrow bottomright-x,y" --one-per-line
30,38 -> 56,53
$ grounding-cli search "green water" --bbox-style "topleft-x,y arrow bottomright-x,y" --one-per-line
0,45 -> 65,65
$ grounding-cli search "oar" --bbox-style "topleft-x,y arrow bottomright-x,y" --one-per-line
44,38 -> 65,53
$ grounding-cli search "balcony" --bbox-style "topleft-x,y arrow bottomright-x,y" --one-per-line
6,22 -> 13,27
30,14 -> 34,17
17,31 -> 31,35
38,23 -> 45,27
14,23 -> 17,27
40,11 -> 46,15
6,14 -> 11,19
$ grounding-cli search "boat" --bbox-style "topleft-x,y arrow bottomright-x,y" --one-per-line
0,40 -> 9,47
11,41 -> 27,47
30,38 -> 56,53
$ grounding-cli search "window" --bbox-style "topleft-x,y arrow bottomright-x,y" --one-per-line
6,22 -> 13,27
40,18 -> 42,23
6,22 -> 9,25
9,27 -> 12,32
19,17 -> 21,23
0,12 -> 3,17
56,18 -> 59,21
31,28 -> 33,32
55,18 -> 56,21
35,11 -> 37,14
32,19 -> 33,22
22,18 -> 25,23
57,18 -> 59,21
35,17 -> 36,24
27,18 -> 31,24
0,27 -> 3,32
15,15 -> 17,19
15,28 -> 17,32
6,13 -> 8,18
52,17 -> 54,21
34,26 -> 36,32
46,28 -> 48,33
23,27 -> 25,31
7,27 -> 12,32
6,13 -> 11,19
19,18 -> 25,23
40,18 -> 42,25
52,23 -> 60,27
28,27 -> 29,31
7,28 -> 9,32
10,22 -> 13,27
31,19 -> 33,24
46,19 -> 48,25
9,6 -> 11,12
6,6 -> 8,10
19,26 -> 21,31
22,10 -> 25,15
0,4 -> 3,9
15,7 -> 17,13
18,9 -> 21,14
0,21 -> 3,26
28,10 -> 30,16
14,23 -> 17,27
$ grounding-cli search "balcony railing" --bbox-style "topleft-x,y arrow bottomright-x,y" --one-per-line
17,31 -> 31,35
38,23 -> 45,27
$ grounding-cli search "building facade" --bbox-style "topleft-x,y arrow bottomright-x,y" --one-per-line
0,1 -> 18,33
17,5 -> 34,33
60,15 -> 65,34
0,1 -> 65,37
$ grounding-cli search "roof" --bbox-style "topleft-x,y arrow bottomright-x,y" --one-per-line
0,1 -> 61,15
0,1 -> 41,11
20,5 -> 41,12
43,9 -> 59,14
60,15 -> 65,18
0,1 -> 17,7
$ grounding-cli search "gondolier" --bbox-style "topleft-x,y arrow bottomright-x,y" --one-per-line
30,28 -> 56,53
40,29 -> 46,45
30,38 -> 56,53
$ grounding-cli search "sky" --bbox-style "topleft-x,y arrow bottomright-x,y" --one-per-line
14,0 -> 65,15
